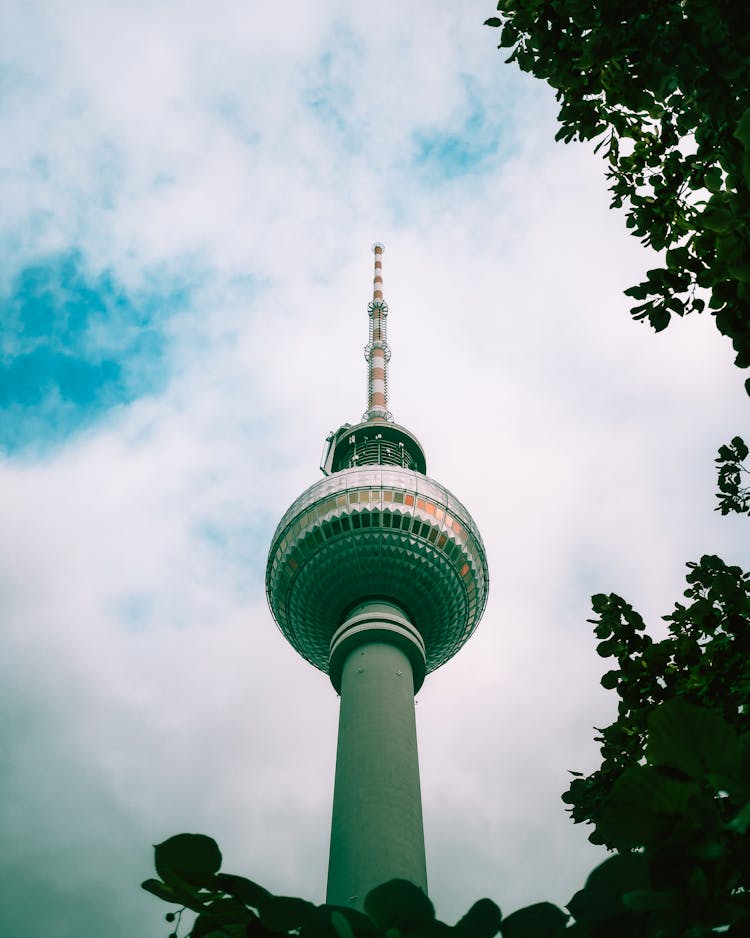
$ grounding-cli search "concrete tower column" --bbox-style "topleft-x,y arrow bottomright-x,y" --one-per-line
326,602 -> 427,909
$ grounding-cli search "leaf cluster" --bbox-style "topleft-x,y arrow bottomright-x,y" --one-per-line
563,552 -> 750,835
563,698 -> 750,937
485,1 -> 750,392
143,834 -> 572,938
715,435 -> 750,515
142,834 -> 502,938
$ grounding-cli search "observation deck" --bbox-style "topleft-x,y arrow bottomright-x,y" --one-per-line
265,461 -> 488,688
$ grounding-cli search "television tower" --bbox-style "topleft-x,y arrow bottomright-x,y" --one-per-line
266,244 -> 489,909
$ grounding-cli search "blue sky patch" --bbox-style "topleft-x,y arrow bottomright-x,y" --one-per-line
113,592 -> 156,632
194,513 -> 276,598
302,33 -> 365,155
0,251 -> 185,454
411,87 -> 508,182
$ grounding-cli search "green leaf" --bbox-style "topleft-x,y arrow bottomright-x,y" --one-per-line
701,204 -> 733,234
622,888 -> 682,911
195,926 -> 248,938
331,910 -> 356,938
734,107 -> 750,151
154,834 -> 222,885
364,880 -> 435,932
596,765 -> 702,848
320,906 -> 377,937
215,874 -> 270,909
453,898 -> 502,938
500,903 -> 567,938
623,283 -> 650,300
567,854 -> 649,925
703,167 -> 723,193
484,17 -> 503,27
298,908 -> 356,938
649,305 -> 671,332
192,898 -> 252,937
590,593 -> 609,613
601,669 -> 620,689
728,261 -> 750,284
727,801 -> 750,834
646,697 -> 741,783
245,919 -> 273,938
141,878 -> 181,904
499,24 -> 520,48
258,895 -> 318,933
596,639 -> 616,657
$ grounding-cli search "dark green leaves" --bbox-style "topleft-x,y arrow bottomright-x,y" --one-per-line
191,897 -> 253,937
142,878 -> 182,904
561,546 -> 750,931
734,107 -> 750,151
364,879 -> 435,932
141,833 -> 226,920
565,550 -> 750,838
567,854 -> 649,928
154,833 -> 222,884
453,898 -> 502,938
704,166 -> 723,193
600,669 -> 619,689
489,0 -> 750,391
597,763 -> 701,849
715,436 -> 750,515
499,903 -> 567,938
647,698 -> 741,783
215,873 -> 271,908
257,895 -> 318,933
145,849 -> 505,938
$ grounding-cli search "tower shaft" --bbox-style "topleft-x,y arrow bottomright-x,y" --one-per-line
326,603 -> 427,908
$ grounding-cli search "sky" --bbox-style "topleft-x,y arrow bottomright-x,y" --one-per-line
1,1 -> 748,935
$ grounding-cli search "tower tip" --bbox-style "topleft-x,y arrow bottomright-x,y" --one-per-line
372,242 -> 385,253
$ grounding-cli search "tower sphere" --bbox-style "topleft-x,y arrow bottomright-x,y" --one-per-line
266,448 -> 488,690
266,243 -> 488,692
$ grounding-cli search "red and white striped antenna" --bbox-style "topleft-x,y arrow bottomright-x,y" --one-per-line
364,242 -> 392,422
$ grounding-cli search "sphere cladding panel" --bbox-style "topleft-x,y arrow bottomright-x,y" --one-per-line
266,467 -> 488,674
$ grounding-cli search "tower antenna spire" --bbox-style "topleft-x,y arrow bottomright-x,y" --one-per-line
364,242 -> 392,422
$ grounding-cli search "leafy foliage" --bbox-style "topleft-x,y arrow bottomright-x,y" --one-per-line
568,699 -> 750,936
562,555 -> 750,841
142,836 -> 502,938
551,443 -> 750,934
485,1 -> 750,392
716,435 -> 750,515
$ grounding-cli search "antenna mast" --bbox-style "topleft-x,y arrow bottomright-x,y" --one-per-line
364,243 -> 392,422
